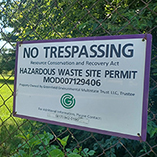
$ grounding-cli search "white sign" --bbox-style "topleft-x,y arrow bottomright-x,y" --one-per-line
13,34 -> 152,141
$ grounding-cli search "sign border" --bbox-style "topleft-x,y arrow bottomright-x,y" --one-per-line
13,34 -> 152,141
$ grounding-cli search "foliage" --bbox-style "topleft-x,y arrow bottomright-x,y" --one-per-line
1,0 -> 157,41
11,131 -> 95,157
1,0 -> 157,73
0,123 -> 22,157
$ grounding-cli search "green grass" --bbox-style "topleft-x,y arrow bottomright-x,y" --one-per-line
0,74 -> 45,156
0,75 -> 14,122
0,74 -> 24,156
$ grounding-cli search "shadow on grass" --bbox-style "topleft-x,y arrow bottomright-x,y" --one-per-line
0,77 -> 14,85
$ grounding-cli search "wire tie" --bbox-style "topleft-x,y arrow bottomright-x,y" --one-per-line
142,33 -> 147,41
13,111 -> 17,116
137,133 -> 143,143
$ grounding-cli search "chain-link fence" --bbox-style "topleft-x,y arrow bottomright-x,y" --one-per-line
0,0 -> 157,156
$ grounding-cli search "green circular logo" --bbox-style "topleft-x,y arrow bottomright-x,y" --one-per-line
60,93 -> 76,109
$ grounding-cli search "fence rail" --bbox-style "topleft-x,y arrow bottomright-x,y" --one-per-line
0,0 -> 157,156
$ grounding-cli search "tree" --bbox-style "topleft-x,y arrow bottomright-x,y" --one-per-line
1,0 -> 157,40
0,48 -> 15,74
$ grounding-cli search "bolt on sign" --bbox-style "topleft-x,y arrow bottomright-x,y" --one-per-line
13,34 -> 152,141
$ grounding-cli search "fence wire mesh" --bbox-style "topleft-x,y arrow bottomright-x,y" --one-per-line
0,0 -> 157,156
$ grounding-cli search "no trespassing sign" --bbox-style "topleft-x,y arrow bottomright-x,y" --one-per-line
13,34 -> 152,141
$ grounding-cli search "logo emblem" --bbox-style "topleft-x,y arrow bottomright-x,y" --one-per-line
60,93 -> 76,109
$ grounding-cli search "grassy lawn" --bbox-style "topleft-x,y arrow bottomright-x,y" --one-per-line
0,75 -> 14,123
0,74 -> 45,156
0,74 -> 24,156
